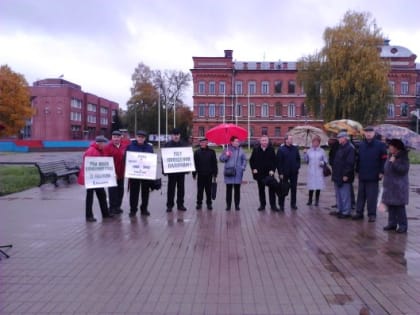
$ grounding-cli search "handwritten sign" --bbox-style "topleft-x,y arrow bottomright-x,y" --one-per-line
161,147 -> 195,174
125,151 -> 157,180
84,156 -> 117,188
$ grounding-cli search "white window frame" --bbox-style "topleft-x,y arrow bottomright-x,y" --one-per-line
261,103 -> 269,117
288,103 -> 296,117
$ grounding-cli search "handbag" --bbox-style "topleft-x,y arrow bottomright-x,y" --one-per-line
224,167 -> 236,177
322,163 -> 331,177
211,178 -> 217,200
279,178 -> 290,197
149,178 -> 162,191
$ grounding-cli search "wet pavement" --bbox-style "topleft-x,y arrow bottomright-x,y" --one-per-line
1,152 -> 420,314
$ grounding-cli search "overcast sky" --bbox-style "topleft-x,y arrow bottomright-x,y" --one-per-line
1,0 -> 419,109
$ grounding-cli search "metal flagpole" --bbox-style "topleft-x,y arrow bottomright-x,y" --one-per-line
158,91 -> 161,149
223,91 -> 225,124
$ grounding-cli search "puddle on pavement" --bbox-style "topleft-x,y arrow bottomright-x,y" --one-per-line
324,293 -> 353,305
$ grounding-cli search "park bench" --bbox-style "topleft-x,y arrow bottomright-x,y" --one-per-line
35,160 -> 80,186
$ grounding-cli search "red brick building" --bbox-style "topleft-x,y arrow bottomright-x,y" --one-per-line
28,79 -> 119,140
191,41 -> 420,145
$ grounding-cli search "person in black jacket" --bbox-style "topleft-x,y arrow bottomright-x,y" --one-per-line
250,135 -> 278,211
276,134 -> 301,211
193,138 -> 218,210
164,128 -> 189,212
126,130 -> 154,217
330,131 -> 355,218
352,126 -> 387,222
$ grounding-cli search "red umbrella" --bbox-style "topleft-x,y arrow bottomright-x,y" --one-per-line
205,123 -> 248,145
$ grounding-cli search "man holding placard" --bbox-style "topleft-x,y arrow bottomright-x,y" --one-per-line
162,128 -> 194,212
104,130 -> 127,215
78,136 -> 114,222
126,130 -> 154,217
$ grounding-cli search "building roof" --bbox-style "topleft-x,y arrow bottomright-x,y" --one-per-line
379,40 -> 416,58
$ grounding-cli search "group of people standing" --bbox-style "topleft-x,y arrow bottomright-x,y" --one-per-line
77,125 -> 411,234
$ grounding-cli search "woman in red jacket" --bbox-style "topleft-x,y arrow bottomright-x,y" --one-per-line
78,136 -> 113,222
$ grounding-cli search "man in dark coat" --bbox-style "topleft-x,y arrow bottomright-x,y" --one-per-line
250,135 -> 278,211
126,130 -> 154,217
193,138 -> 218,210
330,131 -> 355,218
164,128 -> 189,212
352,126 -> 387,222
276,134 -> 301,211
104,130 -> 127,215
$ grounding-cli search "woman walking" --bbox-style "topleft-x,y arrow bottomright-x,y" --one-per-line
220,136 -> 247,211
303,135 -> 327,206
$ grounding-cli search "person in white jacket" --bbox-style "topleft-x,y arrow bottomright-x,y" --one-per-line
303,135 -> 327,206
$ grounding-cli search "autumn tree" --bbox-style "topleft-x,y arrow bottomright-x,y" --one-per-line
127,62 -> 192,139
297,11 -> 392,125
0,65 -> 33,136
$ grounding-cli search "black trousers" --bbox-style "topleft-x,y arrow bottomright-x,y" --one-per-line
279,173 -> 298,207
196,174 -> 213,206
387,205 -> 407,230
356,181 -> 379,217
257,180 -> 276,208
129,179 -> 150,212
167,173 -> 185,208
226,184 -> 241,208
108,178 -> 124,211
85,188 -> 108,218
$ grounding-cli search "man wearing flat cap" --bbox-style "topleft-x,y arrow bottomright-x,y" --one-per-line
330,131 -> 355,218
193,137 -> 218,210
77,135 -> 113,222
104,130 -> 128,215
164,128 -> 189,212
126,130 -> 154,217
352,126 -> 387,222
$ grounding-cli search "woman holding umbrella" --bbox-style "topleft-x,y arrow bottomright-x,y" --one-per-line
380,139 -> 410,233
219,136 -> 247,211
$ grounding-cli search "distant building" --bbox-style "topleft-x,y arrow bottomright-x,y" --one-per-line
191,40 -> 420,145
27,79 -> 119,140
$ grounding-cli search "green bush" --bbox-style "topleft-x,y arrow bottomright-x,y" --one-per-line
0,165 -> 40,196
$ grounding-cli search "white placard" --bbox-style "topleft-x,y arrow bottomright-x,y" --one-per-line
84,156 -> 117,188
125,151 -> 157,180
161,147 -> 196,174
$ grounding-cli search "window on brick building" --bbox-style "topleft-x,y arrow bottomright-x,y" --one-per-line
219,103 -> 225,117
261,103 -> 269,117
198,81 -> 205,95
198,126 -> 205,137
209,104 -> 215,117
275,127 -> 281,137
400,102 -> 408,117
235,81 -> 243,95
235,103 -> 242,117
401,81 -> 409,95
288,81 -> 296,94
87,103 -> 97,112
416,82 -> 420,96
70,112 -> 82,121
261,81 -> 269,95
209,82 -> 216,95
248,81 -> 256,95
261,127 -> 268,135
100,107 -> 108,114
288,103 -> 296,117
274,81 -> 282,93
301,103 -> 306,116
219,81 -> 226,95
250,126 -> 254,137
275,102 -> 282,116
387,103 -> 395,118
71,98 -> 82,109
198,104 -> 205,117
248,103 -> 255,117
389,81 -> 395,95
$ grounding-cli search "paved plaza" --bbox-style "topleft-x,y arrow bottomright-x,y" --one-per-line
1,152 -> 420,315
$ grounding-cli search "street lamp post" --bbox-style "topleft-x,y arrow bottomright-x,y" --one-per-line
134,102 -> 138,134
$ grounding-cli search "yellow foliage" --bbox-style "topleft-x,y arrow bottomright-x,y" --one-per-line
0,65 -> 33,136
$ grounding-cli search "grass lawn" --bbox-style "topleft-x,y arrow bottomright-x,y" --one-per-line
0,165 -> 40,196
